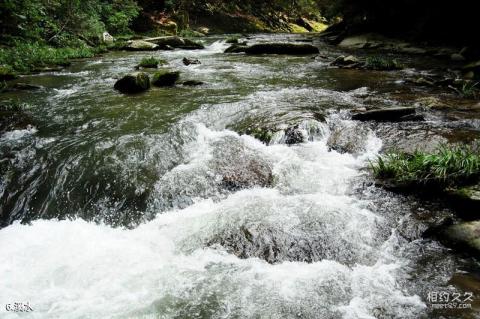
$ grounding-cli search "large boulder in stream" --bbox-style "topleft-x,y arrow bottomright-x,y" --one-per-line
114,72 -> 150,94
244,43 -> 319,55
143,36 -> 204,50
152,70 -> 180,87
124,40 -> 159,51
352,107 -> 422,122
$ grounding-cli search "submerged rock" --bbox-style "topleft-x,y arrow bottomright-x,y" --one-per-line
212,138 -> 274,190
352,107 -> 420,122
124,40 -> 158,51
11,83 -> 42,90
152,70 -> 180,87
182,57 -> 201,66
182,80 -> 204,86
0,103 -> 33,135
224,44 -> 248,53
327,121 -> 371,155
114,72 -> 150,94
442,221 -> 480,254
244,43 -> 319,55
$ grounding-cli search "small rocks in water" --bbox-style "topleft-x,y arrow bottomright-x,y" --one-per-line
442,221 -> 480,254
351,107 -> 419,122
182,57 -> 201,66
152,70 -> 180,87
124,40 -> 158,51
114,72 -> 150,94
182,80 -> 204,86
244,43 -> 319,55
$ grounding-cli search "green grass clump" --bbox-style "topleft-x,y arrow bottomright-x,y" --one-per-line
371,145 -> 480,187
365,56 -> 404,70
0,42 -> 97,73
455,81 -> 479,99
138,57 -> 164,68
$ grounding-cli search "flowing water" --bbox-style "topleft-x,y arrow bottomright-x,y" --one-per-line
0,34 -> 479,318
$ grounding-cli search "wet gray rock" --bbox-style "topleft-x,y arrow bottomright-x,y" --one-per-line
244,43 -> 319,55
331,55 -> 361,68
124,40 -> 159,51
352,107 -> 420,122
327,121 -> 371,154
212,137 -> 273,190
114,72 -> 150,94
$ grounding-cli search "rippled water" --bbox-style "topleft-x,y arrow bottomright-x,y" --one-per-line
0,34 -> 479,318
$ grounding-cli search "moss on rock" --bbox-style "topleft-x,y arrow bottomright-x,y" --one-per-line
152,70 -> 180,87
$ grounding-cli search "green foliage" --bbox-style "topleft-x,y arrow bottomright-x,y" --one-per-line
0,42 -> 97,73
138,57 -> 165,68
365,56 -> 404,70
457,81 -> 479,99
371,145 -> 480,187
0,0 -> 139,45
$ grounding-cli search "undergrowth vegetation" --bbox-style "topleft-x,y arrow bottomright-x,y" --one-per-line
371,145 -> 480,187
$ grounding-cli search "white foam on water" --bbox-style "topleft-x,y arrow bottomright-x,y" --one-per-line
0,122 -> 426,318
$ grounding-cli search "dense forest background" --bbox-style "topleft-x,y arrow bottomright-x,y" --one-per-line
0,0 -> 478,75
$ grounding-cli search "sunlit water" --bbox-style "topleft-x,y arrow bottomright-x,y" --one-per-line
0,35 -> 478,318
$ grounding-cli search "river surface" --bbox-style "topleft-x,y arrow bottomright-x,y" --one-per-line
0,34 -> 479,318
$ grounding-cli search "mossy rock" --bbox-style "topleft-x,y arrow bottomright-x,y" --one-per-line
114,72 -> 150,94
224,44 -> 248,54
0,66 -> 17,81
226,37 -> 240,44
152,70 -> 180,87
